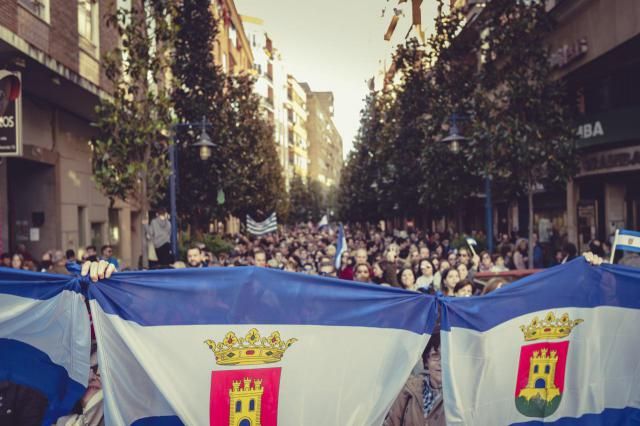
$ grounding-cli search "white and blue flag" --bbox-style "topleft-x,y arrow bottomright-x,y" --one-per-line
334,223 -> 347,270
88,267 -> 436,425
440,259 -> 640,425
0,267 -> 90,425
611,228 -> 640,262
246,213 -> 278,236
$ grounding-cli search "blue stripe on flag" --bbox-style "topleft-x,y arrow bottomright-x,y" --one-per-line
0,338 -> 86,425
132,416 -> 184,426
88,266 -> 437,334
441,259 -> 640,332
619,229 -> 640,238
0,267 -> 82,299
511,406 -> 640,425
615,244 -> 640,253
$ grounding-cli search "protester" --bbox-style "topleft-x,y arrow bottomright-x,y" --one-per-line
441,268 -> 460,296
55,349 -> 104,426
384,332 -> 445,426
353,263 -> 372,283
186,246 -> 205,268
415,259 -> 435,291
1,252 -> 11,267
148,208 -> 173,266
11,253 -> 24,269
453,279 -> 474,297
482,277 -> 509,295
399,267 -> 416,291
100,245 -> 119,269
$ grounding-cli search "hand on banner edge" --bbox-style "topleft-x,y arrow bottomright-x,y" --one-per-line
81,260 -> 117,282
582,251 -> 605,266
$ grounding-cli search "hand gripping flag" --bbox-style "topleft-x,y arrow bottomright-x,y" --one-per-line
440,258 -> 640,425
88,267 -> 437,425
0,267 -> 90,425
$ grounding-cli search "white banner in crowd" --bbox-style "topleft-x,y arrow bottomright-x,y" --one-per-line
441,259 -> 640,425
88,267 -> 436,425
246,212 -> 278,235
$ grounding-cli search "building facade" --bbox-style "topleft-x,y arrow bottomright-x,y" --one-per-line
0,0 -> 146,267
213,0 -> 254,75
241,16 -> 291,186
302,86 -> 343,189
550,0 -> 640,251
286,75 -> 309,182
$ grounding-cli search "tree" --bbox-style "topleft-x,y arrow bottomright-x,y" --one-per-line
417,1 -> 480,218
172,0 -> 285,235
172,0 -> 227,235
288,176 -> 312,224
92,0 -> 175,268
475,0 -> 577,266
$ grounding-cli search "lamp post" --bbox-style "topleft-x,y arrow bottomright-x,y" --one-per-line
169,116 -> 215,260
442,115 -> 494,253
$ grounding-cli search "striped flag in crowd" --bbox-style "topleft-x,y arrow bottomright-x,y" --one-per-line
246,212 -> 278,235
334,223 -> 347,270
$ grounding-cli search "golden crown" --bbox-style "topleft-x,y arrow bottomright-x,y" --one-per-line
204,328 -> 297,366
520,312 -> 583,341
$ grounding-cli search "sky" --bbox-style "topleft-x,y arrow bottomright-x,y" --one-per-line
235,0 -> 430,158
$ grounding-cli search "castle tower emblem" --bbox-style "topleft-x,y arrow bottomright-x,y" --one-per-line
206,329 -> 297,426
228,378 -> 264,426
514,312 -> 582,418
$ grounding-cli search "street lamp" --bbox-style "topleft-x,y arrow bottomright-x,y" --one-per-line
169,116 -> 215,260
193,116 -> 215,161
442,115 -> 494,253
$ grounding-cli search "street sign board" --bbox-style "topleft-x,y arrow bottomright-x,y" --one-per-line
0,70 -> 22,157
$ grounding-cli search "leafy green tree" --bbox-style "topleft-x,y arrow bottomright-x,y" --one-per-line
172,0 -> 285,235
474,0 -> 577,266
172,0 -> 227,235
92,0 -> 175,268
288,176 -> 312,223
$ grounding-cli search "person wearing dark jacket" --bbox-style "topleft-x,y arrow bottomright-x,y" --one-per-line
0,380 -> 48,426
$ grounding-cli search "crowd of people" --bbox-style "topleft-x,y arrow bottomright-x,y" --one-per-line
0,222 -> 618,426
2,224 -> 596,298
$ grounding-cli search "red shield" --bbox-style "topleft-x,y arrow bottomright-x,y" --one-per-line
514,341 -> 569,418
210,367 -> 281,426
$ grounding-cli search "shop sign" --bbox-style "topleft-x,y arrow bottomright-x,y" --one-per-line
550,38 -> 588,69
579,146 -> 640,176
576,107 -> 640,149
0,70 -> 22,157
576,121 -> 604,140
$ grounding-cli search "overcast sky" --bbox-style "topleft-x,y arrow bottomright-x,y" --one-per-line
235,0 -> 426,158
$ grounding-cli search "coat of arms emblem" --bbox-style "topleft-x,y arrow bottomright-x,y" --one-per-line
205,328 -> 297,426
515,312 -> 582,418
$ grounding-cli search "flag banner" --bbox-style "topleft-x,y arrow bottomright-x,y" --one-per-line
334,223 -> 347,269
0,268 -> 90,425
613,229 -> 640,254
88,267 -> 436,426
440,259 -> 640,425
246,213 -> 278,235
317,215 -> 329,229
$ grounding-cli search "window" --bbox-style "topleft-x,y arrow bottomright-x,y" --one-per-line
19,0 -> 50,22
78,0 -> 99,46
533,365 -> 539,373
235,401 -> 242,412
249,399 -> 255,411
545,365 -> 550,374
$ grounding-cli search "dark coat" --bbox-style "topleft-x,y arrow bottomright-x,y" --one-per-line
0,380 -> 48,426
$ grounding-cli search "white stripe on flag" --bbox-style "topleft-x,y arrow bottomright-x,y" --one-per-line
91,301 -> 429,426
